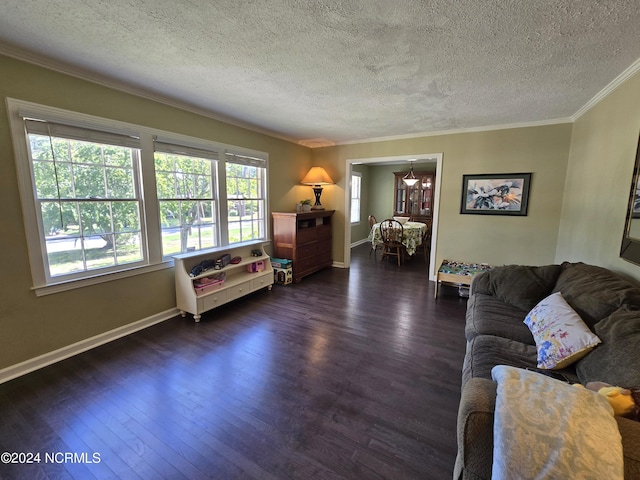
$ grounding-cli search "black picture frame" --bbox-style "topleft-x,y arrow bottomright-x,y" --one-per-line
460,173 -> 532,216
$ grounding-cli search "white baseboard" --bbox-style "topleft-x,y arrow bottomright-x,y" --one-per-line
0,308 -> 180,385
350,238 -> 369,248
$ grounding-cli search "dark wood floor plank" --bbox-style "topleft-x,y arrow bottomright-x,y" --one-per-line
0,244 -> 468,479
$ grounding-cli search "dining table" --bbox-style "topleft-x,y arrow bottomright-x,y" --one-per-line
368,221 -> 428,256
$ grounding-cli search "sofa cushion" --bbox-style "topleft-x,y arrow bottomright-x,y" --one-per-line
576,306 -> 640,387
462,335 -> 538,386
466,293 -> 534,345
552,262 -> 640,330
524,292 -> 602,369
471,264 -> 562,311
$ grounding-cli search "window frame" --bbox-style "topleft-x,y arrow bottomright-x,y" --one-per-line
7,98 -> 269,296
350,171 -> 362,225
224,152 -> 268,245
24,119 -> 148,282
153,139 -> 221,257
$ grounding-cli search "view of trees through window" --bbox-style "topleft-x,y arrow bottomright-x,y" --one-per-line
14,101 -> 270,289
154,150 -> 217,256
28,134 -> 143,277
226,161 -> 266,243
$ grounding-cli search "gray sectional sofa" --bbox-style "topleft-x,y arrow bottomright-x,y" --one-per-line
454,262 -> 640,480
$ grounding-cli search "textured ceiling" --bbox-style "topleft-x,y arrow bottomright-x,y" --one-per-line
1,0 -> 640,146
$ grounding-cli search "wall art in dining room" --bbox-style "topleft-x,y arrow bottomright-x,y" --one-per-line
460,173 -> 531,216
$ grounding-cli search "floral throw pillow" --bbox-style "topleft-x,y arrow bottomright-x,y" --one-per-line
524,292 -> 601,369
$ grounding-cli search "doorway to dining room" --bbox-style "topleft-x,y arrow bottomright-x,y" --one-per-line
343,153 -> 443,281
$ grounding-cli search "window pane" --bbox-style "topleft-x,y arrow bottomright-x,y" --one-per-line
46,237 -> 85,276
74,165 -> 106,198
115,233 -> 143,264
160,218 -> 216,256
79,201 -> 111,235
70,140 -> 102,164
112,201 -> 141,233
175,172 -> 192,198
106,166 -> 135,198
103,145 -> 132,167
33,160 -> 61,198
159,201 -> 179,228
155,154 -> 173,172
188,223 -> 216,250
227,199 -> 265,243
154,150 -> 217,256
84,234 -> 114,270
41,201 -> 79,236
196,175 -> 211,197
351,199 -> 361,223
225,160 -> 266,244
351,174 -> 362,224
29,135 -> 54,161
156,171 -> 176,198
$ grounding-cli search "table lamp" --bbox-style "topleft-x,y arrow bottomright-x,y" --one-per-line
301,167 -> 334,210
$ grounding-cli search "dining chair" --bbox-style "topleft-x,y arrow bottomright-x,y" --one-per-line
379,218 -> 404,265
416,224 -> 432,263
368,214 -> 379,257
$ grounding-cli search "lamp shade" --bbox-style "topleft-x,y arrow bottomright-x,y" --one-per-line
402,162 -> 419,186
301,167 -> 334,185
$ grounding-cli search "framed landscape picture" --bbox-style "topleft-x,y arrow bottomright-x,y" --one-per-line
460,173 -> 532,216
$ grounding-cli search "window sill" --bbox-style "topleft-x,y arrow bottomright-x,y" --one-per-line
33,261 -> 174,297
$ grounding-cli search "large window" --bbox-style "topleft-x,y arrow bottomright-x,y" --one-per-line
8,99 -> 269,294
154,142 -> 218,256
25,119 -> 144,280
225,153 -> 267,244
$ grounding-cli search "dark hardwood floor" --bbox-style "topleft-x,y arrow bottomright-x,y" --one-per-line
0,244 -> 468,480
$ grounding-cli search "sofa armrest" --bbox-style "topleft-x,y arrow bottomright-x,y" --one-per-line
616,416 -> 640,479
454,377 -> 497,480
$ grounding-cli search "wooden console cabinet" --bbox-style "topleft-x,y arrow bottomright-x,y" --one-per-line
174,240 -> 273,322
272,210 -> 334,282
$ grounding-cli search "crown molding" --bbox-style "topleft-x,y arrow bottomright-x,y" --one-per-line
0,42 -> 299,146
335,117 -> 574,147
572,56 -> 640,121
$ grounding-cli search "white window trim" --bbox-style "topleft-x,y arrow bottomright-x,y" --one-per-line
224,151 -> 269,244
7,98 -> 269,296
154,138 -> 221,255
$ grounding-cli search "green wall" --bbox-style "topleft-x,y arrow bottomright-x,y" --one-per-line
0,54 -> 311,371
314,124 -> 574,274
556,71 -> 640,277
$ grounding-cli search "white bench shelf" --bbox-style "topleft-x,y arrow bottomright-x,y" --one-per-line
174,240 -> 274,322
